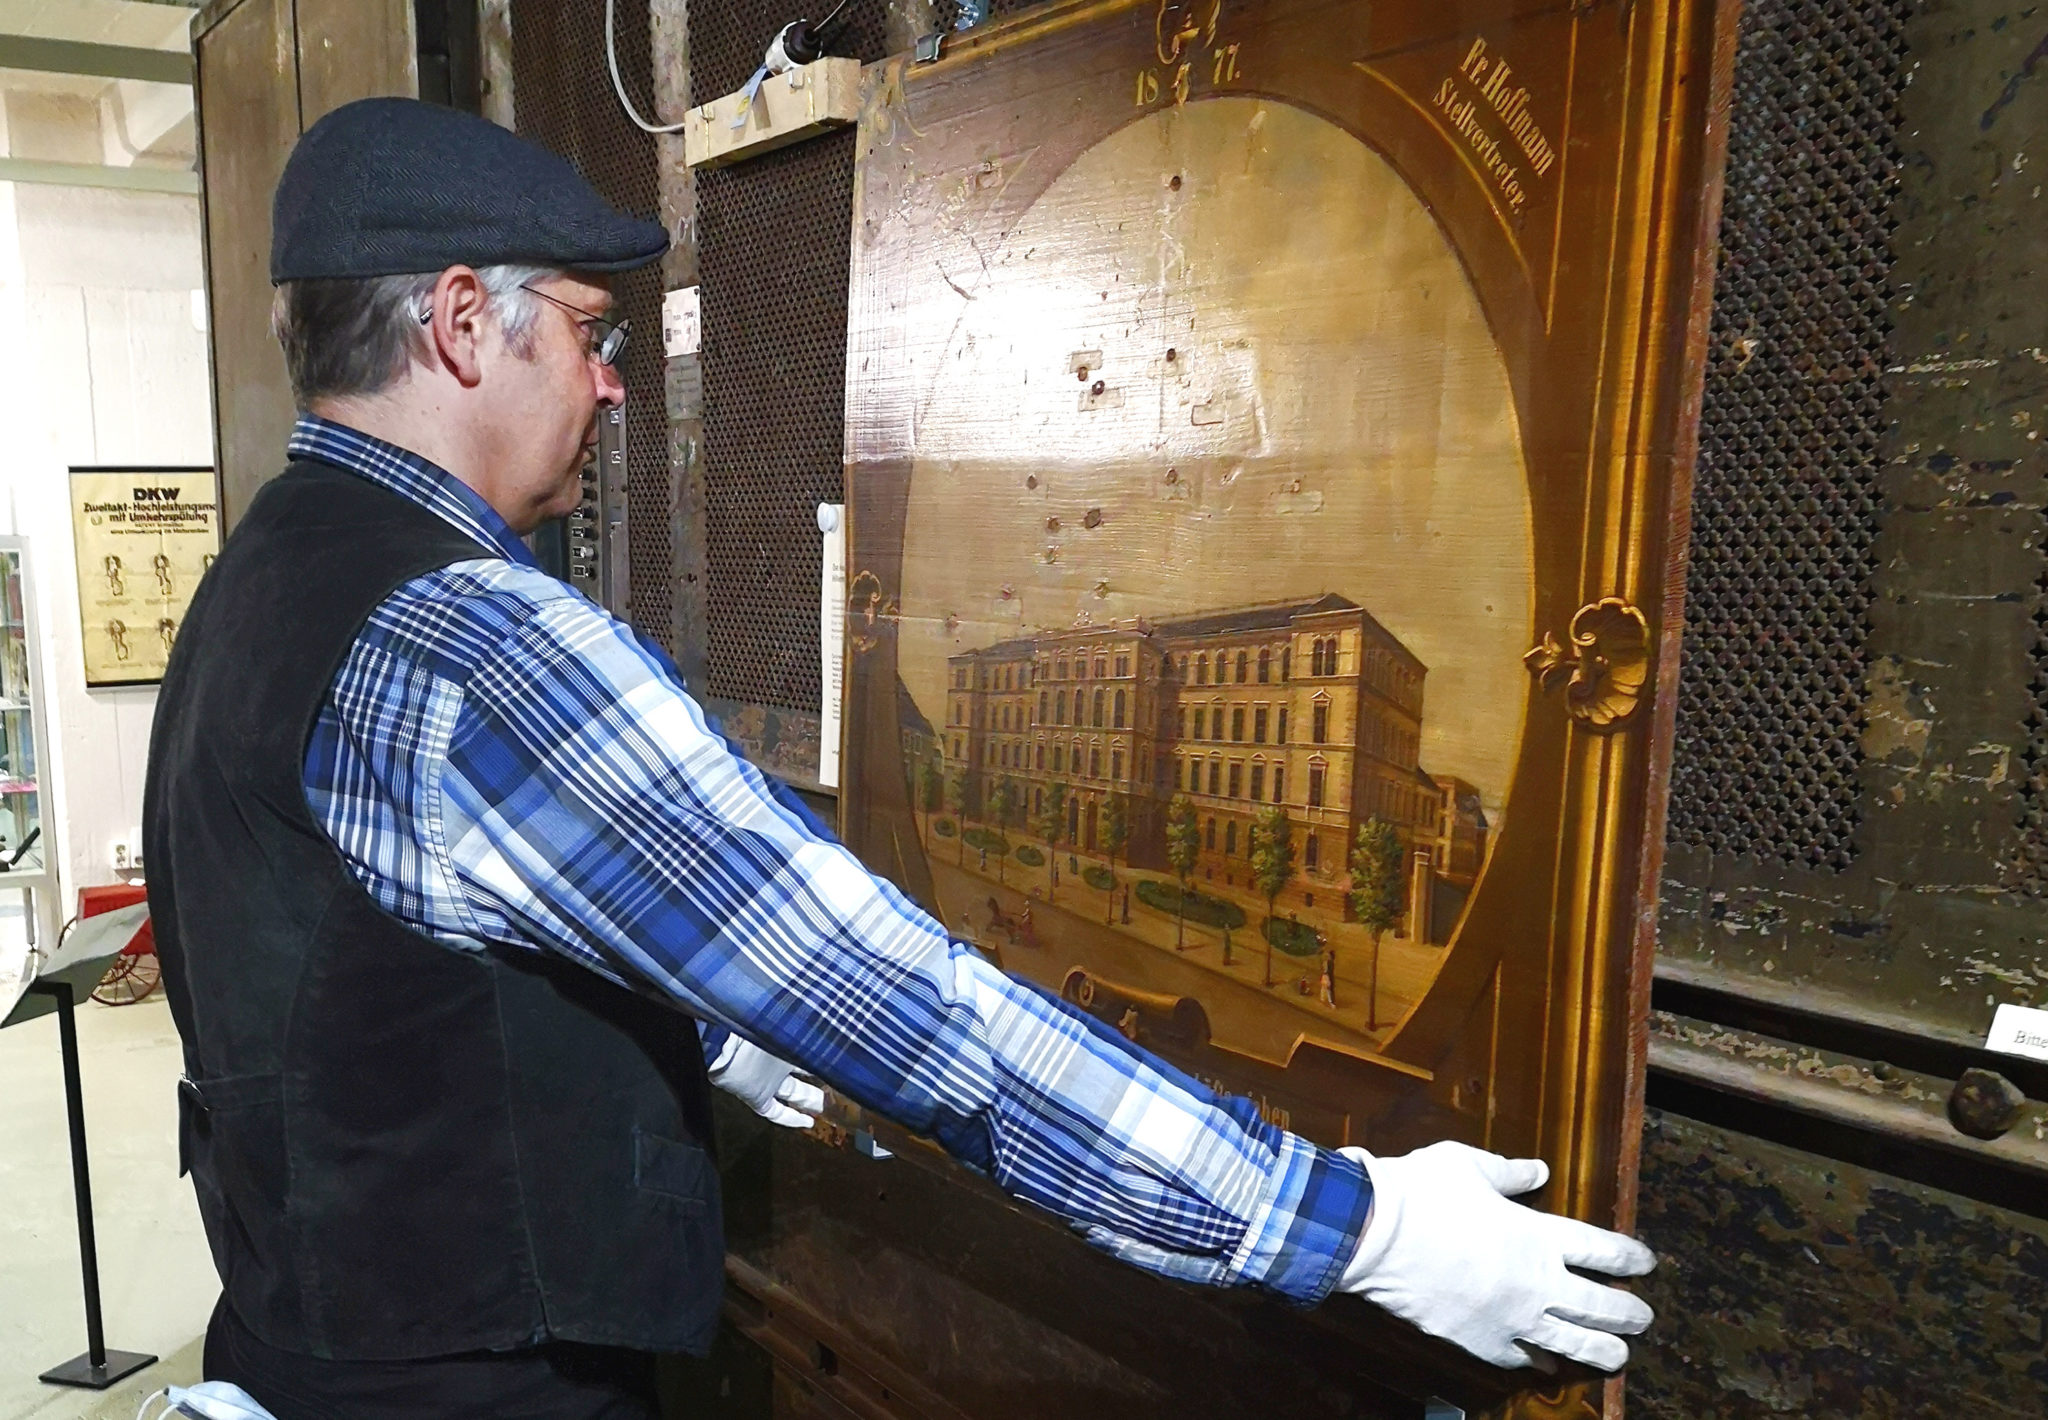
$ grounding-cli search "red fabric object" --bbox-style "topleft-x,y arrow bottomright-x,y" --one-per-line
79,882 -> 154,957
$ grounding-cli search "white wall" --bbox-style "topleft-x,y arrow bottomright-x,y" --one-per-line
0,90 -> 212,918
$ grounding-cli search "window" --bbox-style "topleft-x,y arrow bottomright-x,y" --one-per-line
1236,650 -> 1249,683
1000,744 -> 1009,767
1039,691 -> 1048,722
955,668 -> 967,689
1192,708 -> 1205,741
1254,707 -> 1268,743
1112,749 -> 1124,780
1175,758 -> 1185,790
1095,658 -> 1107,678
1208,760 -> 1222,795
1232,707 -> 1246,742
1113,689 -> 1126,729
1056,690 -> 1068,724
1257,647 -> 1271,683
1116,655 -> 1129,677
1225,820 -> 1238,855
953,736 -> 962,757
1280,647 -> 1291,681
1177,707 -> 1187,739
1076,659 -> 1087,680
1000,705 -> 1009,730
1306,832 -> 1320,869
1277,707 -> 1289,743
1197,654 -> 1210,685
1250,764 -> 1265,801
1313,702 -> 1329,744
1228,762 -> 1243,798
1272,767 -> 1285,802
1034,788 -> 1043,816
1205,817 -> 1217,850
1090,747 -> 1102,778
1093,689 -> 1106,727
1057,658 -> 1068,679
1178,655 -> 1190,680
1036,744 -> 1046,770
1308,763 -> 1325,807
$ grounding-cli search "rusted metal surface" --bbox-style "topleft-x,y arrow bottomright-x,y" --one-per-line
1659,0 -> 2048,1055
1641,0 -> 2048,1408
1631,1108 -> 2048,1416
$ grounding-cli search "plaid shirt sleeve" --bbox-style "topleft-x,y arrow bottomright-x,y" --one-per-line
323,562 -> 1370,1303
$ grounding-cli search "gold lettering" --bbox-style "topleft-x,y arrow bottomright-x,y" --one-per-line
1136,68 -> 1160,106
1173,60 -> 1191,105
1460,35 -> 1488,80
1212,43 -> 1240,84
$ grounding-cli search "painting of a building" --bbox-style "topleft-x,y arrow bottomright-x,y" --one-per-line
931,593 -> 1489,940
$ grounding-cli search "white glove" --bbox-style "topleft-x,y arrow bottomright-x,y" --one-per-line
707,1035 -> 825,1129
1336,1142 -> 1655,1372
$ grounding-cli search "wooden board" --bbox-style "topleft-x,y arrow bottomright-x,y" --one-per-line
824,0 -> 1737,1412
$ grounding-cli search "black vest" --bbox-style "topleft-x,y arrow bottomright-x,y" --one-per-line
143,459 -> 723,1361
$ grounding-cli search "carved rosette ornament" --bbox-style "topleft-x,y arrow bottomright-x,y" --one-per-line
1523,598 -> 1651,729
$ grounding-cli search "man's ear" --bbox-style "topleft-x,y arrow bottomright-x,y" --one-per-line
421,265 -> 489,387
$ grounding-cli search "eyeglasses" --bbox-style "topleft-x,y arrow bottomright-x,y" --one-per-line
521,285 -> 631,367
415,286 -> 631,367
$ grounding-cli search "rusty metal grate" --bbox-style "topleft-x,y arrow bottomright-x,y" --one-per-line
690,0 -> 920,712
1666,0 -> 1905,870
511,0 -> 673,649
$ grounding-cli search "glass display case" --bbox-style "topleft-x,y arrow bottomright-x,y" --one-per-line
0,536 -> 58,1008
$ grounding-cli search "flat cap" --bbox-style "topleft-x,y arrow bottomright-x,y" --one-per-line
271,97 -> 667,283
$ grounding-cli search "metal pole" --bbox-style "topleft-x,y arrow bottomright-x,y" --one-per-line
50,982 -> 107,1366
30,979 -> 155,1389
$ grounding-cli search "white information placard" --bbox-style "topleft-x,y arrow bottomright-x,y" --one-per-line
817,503 -> 846,789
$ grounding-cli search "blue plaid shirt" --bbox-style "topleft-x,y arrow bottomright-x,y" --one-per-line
292,414 -> 1371,1303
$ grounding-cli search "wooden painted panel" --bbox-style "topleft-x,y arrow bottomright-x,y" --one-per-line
194,0 -> 418,528
826,0 -> 1737,1411
194,0 -> 300,527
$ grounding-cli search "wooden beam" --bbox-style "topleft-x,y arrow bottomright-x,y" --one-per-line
0,35 -> 193,86
0,157 -> 197,195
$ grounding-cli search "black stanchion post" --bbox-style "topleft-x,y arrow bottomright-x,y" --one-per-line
30,979 -> 156,1389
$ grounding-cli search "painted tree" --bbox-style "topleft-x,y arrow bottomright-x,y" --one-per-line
1033,781 -> 1069,901
1164,796 -> 1200,951
1249,806 -> 1297,987
946,767 -> 969,865
1349,816 -> 1405,1028
1100,792 -> 1130,923
918,760 -> 944,847
992,776 -> 1021,885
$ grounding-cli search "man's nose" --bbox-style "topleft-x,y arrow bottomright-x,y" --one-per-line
593,354 -> 625,407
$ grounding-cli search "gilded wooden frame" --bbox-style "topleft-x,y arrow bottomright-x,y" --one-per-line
834,1 -> 1733,1411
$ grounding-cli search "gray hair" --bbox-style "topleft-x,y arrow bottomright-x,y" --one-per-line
270,263 -> 557,405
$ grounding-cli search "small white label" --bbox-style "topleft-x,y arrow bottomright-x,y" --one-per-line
1986,1002 -> 2048,1063
818,503 -> 847,790
662,286 -> 701,357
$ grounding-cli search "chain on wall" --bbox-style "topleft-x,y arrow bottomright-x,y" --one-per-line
2010,584 -> 2048,889
1666,0 -> 1906,870
511,0 -> 674,650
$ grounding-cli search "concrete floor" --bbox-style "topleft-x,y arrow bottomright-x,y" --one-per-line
1,994 -> 212,1419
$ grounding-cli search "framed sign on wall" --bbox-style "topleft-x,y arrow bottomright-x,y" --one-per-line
819,0 -> 1737,1412
69,467 -> 220,688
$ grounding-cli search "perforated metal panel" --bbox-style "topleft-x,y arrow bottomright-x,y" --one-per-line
510,0 -> 674,648
1666,0 -> 1905,870
689,0 -> 911,712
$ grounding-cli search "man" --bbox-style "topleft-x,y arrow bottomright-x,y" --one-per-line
147,99 -> 1654,1420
